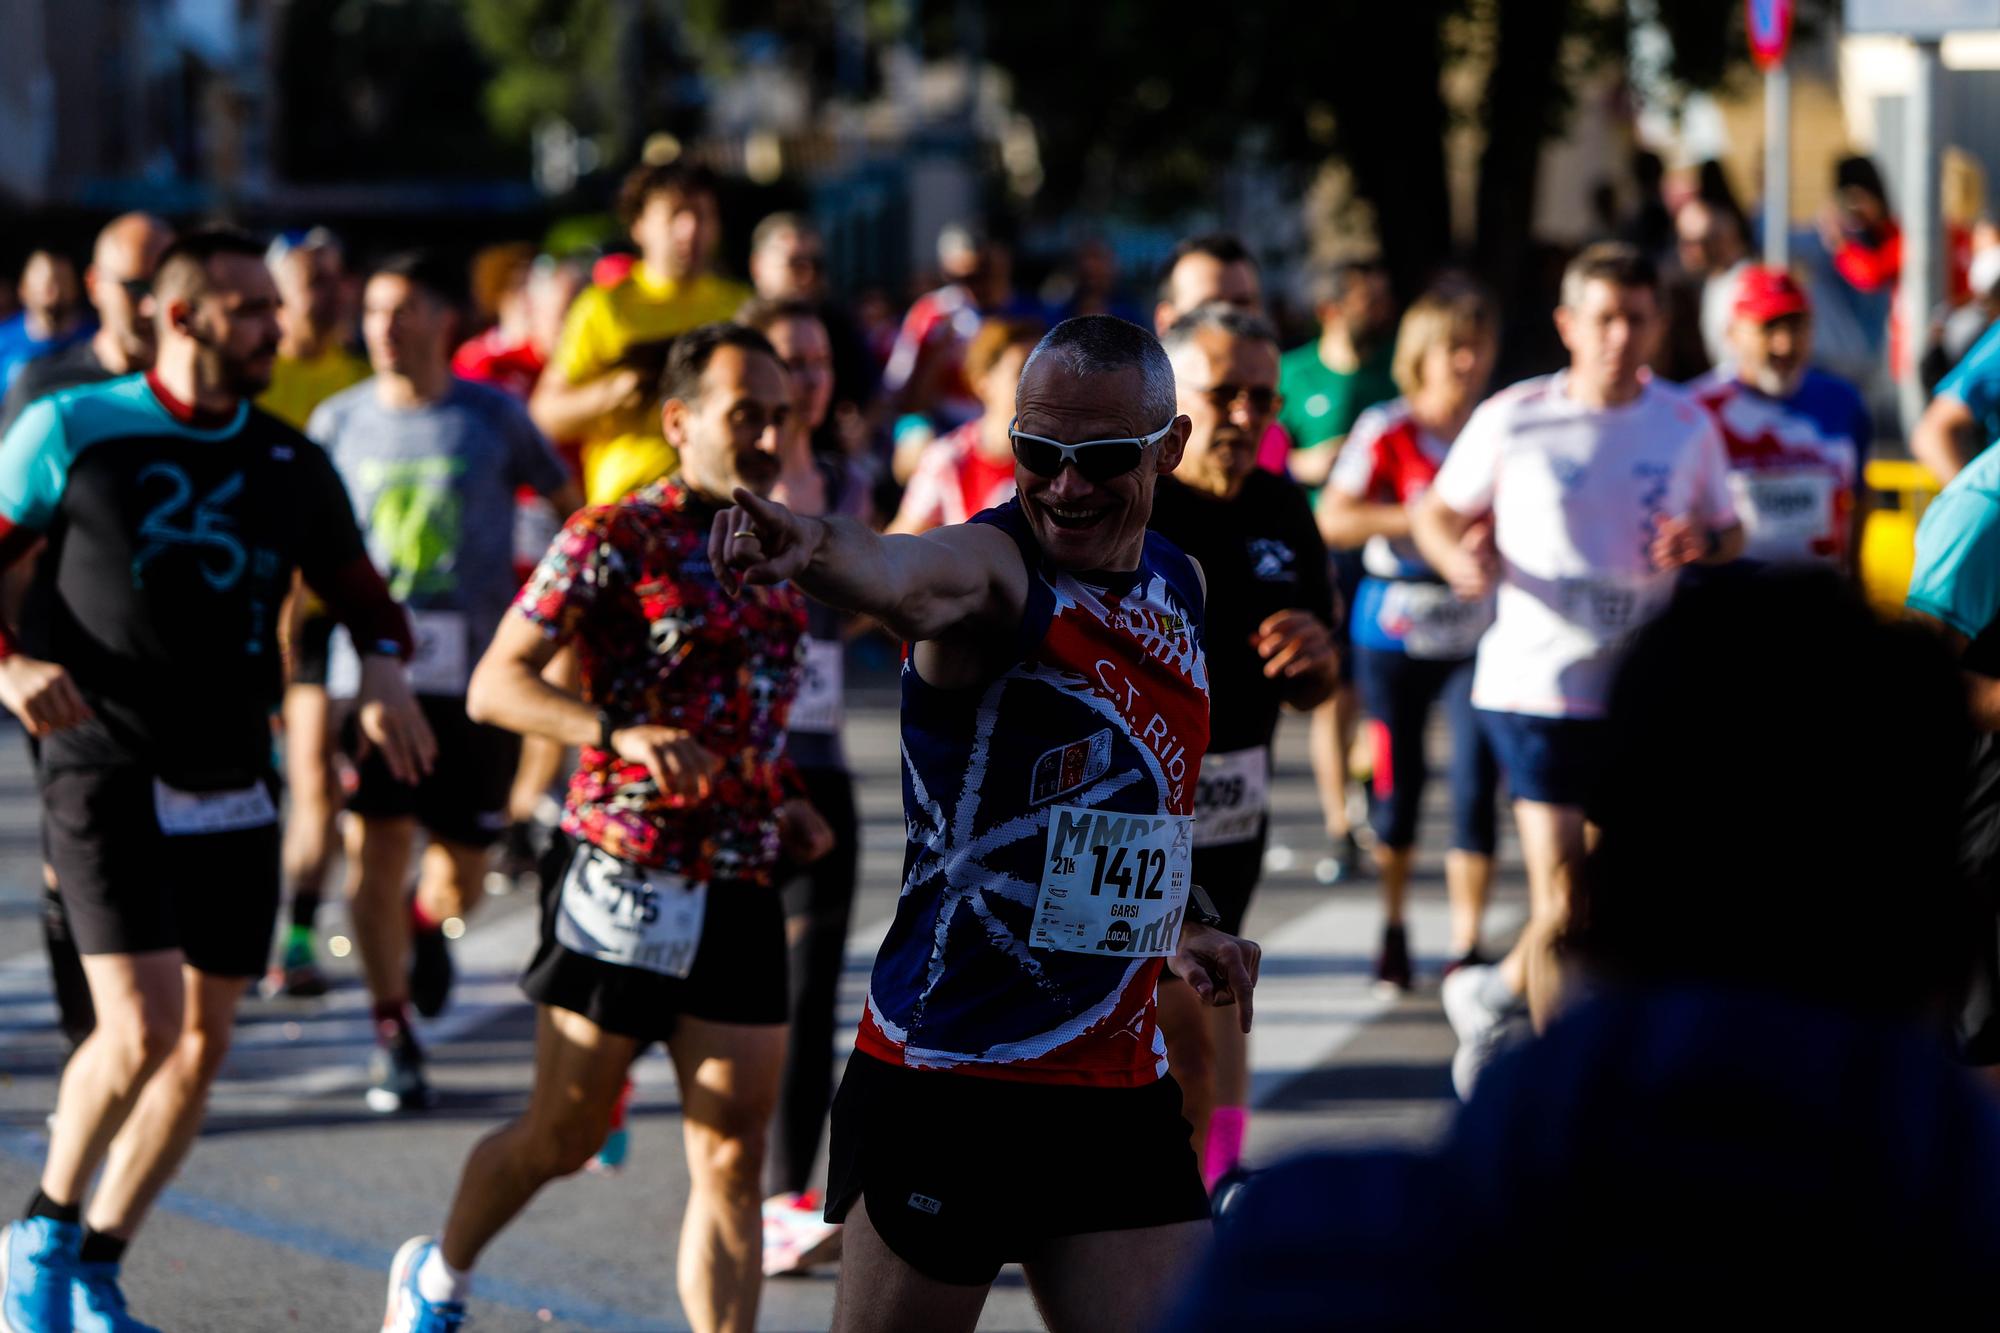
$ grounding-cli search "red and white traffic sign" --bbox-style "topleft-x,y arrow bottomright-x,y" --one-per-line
1746,0 -> 1794,70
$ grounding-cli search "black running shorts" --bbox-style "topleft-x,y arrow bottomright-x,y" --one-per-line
345,695 -> 520,848
825,1053 -> 1212,1286
519,833 -> 787,1044
42,765 -> 281,978
287,611 -> 337,688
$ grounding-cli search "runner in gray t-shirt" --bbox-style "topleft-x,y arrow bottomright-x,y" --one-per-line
306,251 -> 580,1114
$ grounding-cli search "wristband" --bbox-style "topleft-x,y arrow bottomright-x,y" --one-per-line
597,710 -> 620,753
1702,527 -> 1722,561
1186,884 -> 1225,931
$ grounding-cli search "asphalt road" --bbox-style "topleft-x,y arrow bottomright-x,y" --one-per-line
0,683 -> 1525,1331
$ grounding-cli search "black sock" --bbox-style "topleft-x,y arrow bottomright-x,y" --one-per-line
78,1229 -> 126,1266
24,1189 -> 79,1225
289,888 -> 322,933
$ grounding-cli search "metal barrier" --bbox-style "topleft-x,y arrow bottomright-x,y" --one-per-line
1859,458 -> 1942,614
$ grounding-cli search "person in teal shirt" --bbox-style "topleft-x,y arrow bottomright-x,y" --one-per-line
1906,445 -> 2000,1065
1913,316 -> 2000,486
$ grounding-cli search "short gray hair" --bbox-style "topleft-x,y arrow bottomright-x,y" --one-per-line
1158,301 -> 1280,355
1019,315 -> 1177,428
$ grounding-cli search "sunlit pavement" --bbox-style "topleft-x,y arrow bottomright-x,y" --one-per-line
0,688 -> 1521,1331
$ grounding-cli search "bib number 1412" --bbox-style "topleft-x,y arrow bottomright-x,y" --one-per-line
1031,805 -> 1192,957
1088,844 -> 1168,900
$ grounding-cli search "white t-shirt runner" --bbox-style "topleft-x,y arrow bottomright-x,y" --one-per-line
1430,372 -> 1737,720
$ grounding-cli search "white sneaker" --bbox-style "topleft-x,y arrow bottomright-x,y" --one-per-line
1441,964 -> 1525,1100
761,1193 -> 842,1276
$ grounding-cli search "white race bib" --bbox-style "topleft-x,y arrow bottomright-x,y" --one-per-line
1731,470 -> 1836,559
1193,746 -> 1269,848
1031,805 -> 1193,957
327,610 -> 470,698
788,637 -> 844,736
1553,576 -> 1648,644
1378,581 -> 1492,661
554,842 -> 706,978
152,779 -> 278,837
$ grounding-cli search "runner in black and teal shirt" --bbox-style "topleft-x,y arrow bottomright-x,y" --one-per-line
0,230 -> 427,1333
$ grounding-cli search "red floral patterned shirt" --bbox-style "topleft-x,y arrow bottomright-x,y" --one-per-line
513,476 -> 807,881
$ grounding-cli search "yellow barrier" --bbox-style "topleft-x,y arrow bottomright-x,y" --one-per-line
1859,458 -> 1941,614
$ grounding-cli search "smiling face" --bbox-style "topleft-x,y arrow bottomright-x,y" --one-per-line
1012,360 -> 1187,573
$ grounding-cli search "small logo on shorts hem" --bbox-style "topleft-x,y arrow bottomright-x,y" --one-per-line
907,1192 -> 943,1215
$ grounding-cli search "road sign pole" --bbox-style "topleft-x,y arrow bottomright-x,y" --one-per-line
1902,39 -> 1943,433
1764,59 -> 1790,269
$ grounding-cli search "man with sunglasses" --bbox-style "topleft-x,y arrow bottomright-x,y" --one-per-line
1152,304 -> 1339,1196
0,213 -> 178,1082
0,216 -> 174,436
714,314 -> 1261,1333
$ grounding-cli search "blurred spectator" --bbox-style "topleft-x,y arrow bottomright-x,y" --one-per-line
1619,150 -> 1674,261
1689,268 -> 1871,572
530,161 -> 750,504
882,222 -> 1009,430
887,316 -> 1043,534
0,250 -> 91,393
453,250 -> 586,404
1924,224 -> 2000,397
1821,156 -> 1902,301
1168,570 -> 1995,1331
260,228 -> 369,430
0,214 -> 173,435
1159,234 -> 1292,475
1914,244 -> 2000,484
1802,156 -> 1899,395
749,212 -> 878,459
1153,232 -> 1262,336
1674,198 -> 1751,369
1041,236 -> 1144,326
1279,254 -> 1398,489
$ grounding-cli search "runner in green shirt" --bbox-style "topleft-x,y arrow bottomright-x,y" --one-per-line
1279,255 -> 1399,489
1280,255 -> 1400,889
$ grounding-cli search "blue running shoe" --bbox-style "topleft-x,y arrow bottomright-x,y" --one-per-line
383,1237 -> 466,1333
69,1263 -> 156,1333
2,1216 -> 80,1333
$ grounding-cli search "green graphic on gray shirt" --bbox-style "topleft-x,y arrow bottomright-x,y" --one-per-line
360,456 -> 464,600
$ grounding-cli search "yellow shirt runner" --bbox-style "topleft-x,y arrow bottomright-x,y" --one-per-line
553,263 -> 751,503
258,345 -> 370,431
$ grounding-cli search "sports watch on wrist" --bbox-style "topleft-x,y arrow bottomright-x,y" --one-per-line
1186,884 -> 1224,931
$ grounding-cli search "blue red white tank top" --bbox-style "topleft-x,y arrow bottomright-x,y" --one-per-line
855,501 -> 1211,1086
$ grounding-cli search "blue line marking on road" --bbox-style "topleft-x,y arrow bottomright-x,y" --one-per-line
0,1129 -> 687,1331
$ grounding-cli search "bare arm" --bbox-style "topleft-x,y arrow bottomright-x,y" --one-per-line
711,490 -> 1027,646
468,612 -> 720,798
528,362 -> 646,444
467,612 -> 599,747
1315,487 -> 1410,551
1410,491 -> 1494,598
1288,434 -> 1346,491
1912,393 -> 1981,488
1903,611 -> 2000,731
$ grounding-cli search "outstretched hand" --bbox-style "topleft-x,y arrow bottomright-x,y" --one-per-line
708,488 -> 821,594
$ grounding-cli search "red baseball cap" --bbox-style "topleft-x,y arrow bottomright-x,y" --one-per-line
1733,265 -> 1810,324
